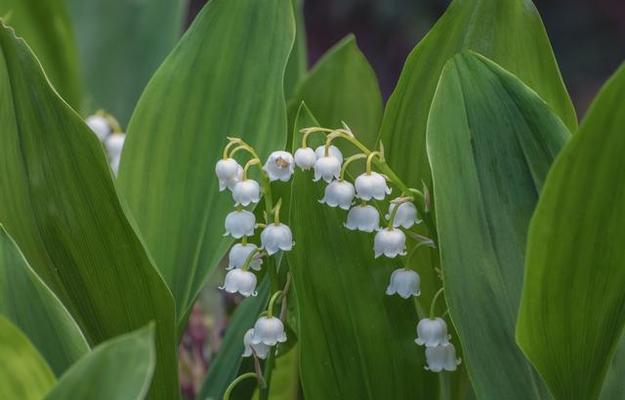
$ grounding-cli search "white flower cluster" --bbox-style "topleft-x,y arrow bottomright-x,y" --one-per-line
298,126 -> 458,373
216,144 -> 296,298
86,114 -> 126,174
242,316 -> 287,360
415,317 -> 461,372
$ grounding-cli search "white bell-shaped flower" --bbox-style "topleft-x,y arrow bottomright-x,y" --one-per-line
242,328 -> 270,359
386,268 -> 421,298
86,115 -> 111,141
218,269 -> 257,297
387,201 -> 420,229
315,144 -> 343,164
251,316 -> 287,346
227,243 -> 262,271
374,228 -> 406,258
415,317 -> 450,347
261,223 -> 294,255
425,343 -> 460,372
319,180 -> 355,210
313,156 -> 341,183
224,210 -> 256,238
263,151 -> 295,182
344,205 -> 379,232
105,133 -> 126,160
232,179 -> 261,206
355,172 -> 391,200
215,158 -> 243,191
294,147 -> 317,170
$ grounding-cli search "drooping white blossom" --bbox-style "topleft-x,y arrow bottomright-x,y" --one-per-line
105,133 -> 126,159
344,205 -> 380,232
319,180 -> 355,210
294,147 -> 317,170
374,228 -> 406,258
242,328 -> 270,359
219,269 -> 258,297
232,179 -> 261,206
251,316 -> 287,346
263,151 -> 295,182
387,201 -> 420,229
386,268 -> 421,298
313,156 -> 341,183
355,172 -> 391,200
86,115 -> 111,141
216,158 -> 243,191
415,318 -> 450,347
224,210 -> 256,238
425,343 -> 461,372
261,223 -> 294,255
227,243 -> 262,271
315,144 -> 343,164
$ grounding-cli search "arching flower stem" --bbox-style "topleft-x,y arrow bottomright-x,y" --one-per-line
224,372 -> 263,400
430,287 -> 445,318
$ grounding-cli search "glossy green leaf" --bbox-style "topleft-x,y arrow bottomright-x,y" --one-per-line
117,0 -> 295,325
199,279 -> 270,400
517,64 -> 625,400
0,0 -> 81,108
65,0 -> 184,123
428,52 -> 570,399
0,316 -> 56,400
0,23 -> 178,399
288,35 -> 383,147
287,104 -> 436,399
253,345 -> 301,400
600,337 -> 625,400
378,0 -> 576,190
284,0 -> 307,99
0,226 -> 88,376
45,324 -> 156,400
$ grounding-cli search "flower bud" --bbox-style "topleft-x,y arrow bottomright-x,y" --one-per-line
319,180 -> 355,210
374,228 -> 406,258
227,243 -> 262,271
218,269 -> 257,297
387,201 -> 420,229
355,172 -> 391,200
232,179 -> 261,206
294,147 -> 317,170
216,158 -> 243,191
313,156 -> 341,183
425,343 -> 460,372
315,144 -> 343,164
415,317 -> 450,347
105,133 -> 126,160
344,205 -> 379,232
261,223 -> 294,255
86,115 -> 111,141
251,316 -> 287,346
263,151 -> 295,182
386,268 -> 421,298
242,328 -> 270,359
224,210 -> 256,238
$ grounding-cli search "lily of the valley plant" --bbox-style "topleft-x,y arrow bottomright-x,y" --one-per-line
1,0 -> 625,400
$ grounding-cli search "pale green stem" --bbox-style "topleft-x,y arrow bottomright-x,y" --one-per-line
224,372 -> 259,400
340,153 -> 367,180
429,287 -> 445,318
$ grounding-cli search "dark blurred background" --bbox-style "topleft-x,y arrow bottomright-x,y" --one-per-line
187,0 -> 625,115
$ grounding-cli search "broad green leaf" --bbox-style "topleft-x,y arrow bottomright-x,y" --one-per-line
0,23 -> 178,399
287,104 -> 436,399
65,0 -> 184,123
198,279 -> 270,400
0,316 -> 56,400
288,35 -> 383,147
0,226 -> 88,376
378,0 -> 576,190
117,0 -> 295,326
284,0 -> 307,99
428,52 -> 569,399
252,345 -> 301,400
45,324 -> 156,400
0,0 -> 81,108
517,64 -> 625,400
